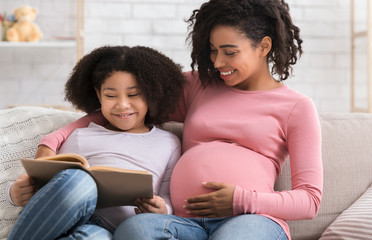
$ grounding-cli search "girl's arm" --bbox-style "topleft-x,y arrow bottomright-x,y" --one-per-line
35,145 -> 57,158
39,111 -> 106,152
233,98 -> 323,220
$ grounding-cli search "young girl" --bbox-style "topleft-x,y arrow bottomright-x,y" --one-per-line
7,45 -> 185,239
24,0 -> 322,239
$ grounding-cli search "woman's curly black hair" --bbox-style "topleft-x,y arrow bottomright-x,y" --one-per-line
186,0 -> 303,86
64,45 -> 186,126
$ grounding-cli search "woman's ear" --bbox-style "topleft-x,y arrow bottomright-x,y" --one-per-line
95,88 -> 101,103
259,36 -> 272,57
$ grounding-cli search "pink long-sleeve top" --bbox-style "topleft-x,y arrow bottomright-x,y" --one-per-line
39,71 -> 322,239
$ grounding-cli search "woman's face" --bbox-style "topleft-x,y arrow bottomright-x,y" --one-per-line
209,25 -> 269,90
95,71 -> 149,133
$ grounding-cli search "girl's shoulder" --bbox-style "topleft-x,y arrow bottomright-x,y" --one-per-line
150,126 -> 181,150
152,126 -> 180,140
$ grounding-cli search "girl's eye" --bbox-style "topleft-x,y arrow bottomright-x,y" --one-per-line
128,93 -> 140,97
105,94 -> 115,98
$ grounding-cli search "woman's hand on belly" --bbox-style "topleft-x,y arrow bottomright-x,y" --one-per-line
184,182 -> 236,218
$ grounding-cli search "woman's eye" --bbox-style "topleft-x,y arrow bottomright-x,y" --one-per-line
225,51 -> 236,56
105,95 -> 115,98
129,93 -> 140,97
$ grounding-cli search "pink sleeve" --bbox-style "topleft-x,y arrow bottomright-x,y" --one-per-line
168,71 -> 202,123
233,98 -> 323,220
39,111 -> 106,152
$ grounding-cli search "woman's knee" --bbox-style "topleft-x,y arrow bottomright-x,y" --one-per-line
114,214 -> 208,240
211,215 -> 287,240
114,213 -> 152,234
114,213 -> 178,239
61,224 -> 112,240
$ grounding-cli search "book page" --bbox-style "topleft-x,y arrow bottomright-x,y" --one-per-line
89,165 -> 149,174
36,153 -> 89,167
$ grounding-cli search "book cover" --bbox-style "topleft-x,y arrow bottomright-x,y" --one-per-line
21,153 -> 153,209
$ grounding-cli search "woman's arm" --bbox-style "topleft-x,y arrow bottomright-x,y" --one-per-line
233,98 -> 323,220
168,71 -> 202,123
39,111 -> 106,152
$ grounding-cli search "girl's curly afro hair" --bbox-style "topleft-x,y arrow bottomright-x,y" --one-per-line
64,45 -> 186,126
186,0 -> 303,86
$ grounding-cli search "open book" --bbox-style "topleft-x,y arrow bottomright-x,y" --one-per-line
21,153 -> 153,209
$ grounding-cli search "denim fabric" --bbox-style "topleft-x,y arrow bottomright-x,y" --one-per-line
8,169 -> 112,240
113,213 -> 287,240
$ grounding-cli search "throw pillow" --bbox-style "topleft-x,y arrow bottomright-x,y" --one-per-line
319,184 -> 372,240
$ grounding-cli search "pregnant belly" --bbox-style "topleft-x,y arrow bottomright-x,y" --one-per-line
170,141 -> 276,217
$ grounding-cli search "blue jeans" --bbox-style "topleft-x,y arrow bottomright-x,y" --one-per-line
113,213 -> 288,240
8,169 -> 112,240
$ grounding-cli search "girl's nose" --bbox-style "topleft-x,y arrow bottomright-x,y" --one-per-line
117,97 -> 131,108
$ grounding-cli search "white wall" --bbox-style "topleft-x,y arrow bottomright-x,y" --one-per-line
0,0 -> 357,112
0,0 -> 76,108
288,0 -> 351,112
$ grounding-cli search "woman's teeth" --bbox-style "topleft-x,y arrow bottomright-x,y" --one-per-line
220,70 -> 235,76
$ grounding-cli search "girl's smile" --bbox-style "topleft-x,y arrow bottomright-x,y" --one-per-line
114,113 -> 134,118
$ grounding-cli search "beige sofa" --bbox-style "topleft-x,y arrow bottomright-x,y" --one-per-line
1,106 -> 372,239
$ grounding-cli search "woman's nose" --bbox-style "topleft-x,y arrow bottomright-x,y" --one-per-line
212,53 -> 225,68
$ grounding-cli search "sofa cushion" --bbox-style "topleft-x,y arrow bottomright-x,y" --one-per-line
0,106 -> 83,239
319,184 -> 372,239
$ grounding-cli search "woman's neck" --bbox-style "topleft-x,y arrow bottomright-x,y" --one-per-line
234,72 -> 282,91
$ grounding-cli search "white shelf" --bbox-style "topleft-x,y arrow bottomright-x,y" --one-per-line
0,40 -> 76,48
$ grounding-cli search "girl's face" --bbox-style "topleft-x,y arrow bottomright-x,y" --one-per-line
209,25 -> 272,91
95,71 -> 149,133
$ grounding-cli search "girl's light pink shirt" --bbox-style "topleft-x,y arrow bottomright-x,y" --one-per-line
39,71 -> 322,239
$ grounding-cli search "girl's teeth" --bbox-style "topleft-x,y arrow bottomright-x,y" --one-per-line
220,70 -> 235,76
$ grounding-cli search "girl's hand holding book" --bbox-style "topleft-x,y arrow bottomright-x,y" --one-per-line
10,174 -> 35,207
134,195 -> 167,214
